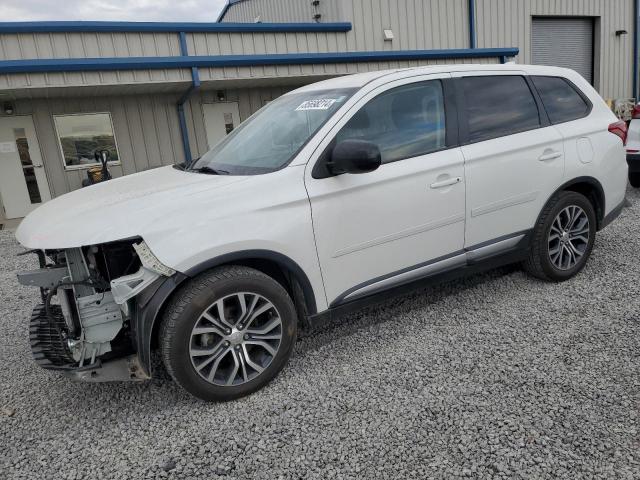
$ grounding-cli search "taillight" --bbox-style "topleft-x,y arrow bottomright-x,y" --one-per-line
608,120 -> 628,145
633,104 -> 640,119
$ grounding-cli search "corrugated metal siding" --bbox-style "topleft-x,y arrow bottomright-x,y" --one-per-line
0,32 -> 186,87
222,0 -> 346,22
345,0 -> 468,51
222,0 -> 469,52
475,0 -> 634,99
4,94 -> 185,196
532,18 -> 594,84
197,56 -> 499,83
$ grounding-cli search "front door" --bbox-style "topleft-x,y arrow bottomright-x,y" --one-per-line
203,102 -> 241,150
0,116 -> 51,219
305,75 -> 466,306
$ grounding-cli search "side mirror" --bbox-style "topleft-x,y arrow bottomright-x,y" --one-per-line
329,139 -> 381,175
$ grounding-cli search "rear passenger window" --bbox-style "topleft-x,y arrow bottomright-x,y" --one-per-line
531,76 -> 590,124
335,80 -> 446,164
460,75 -> 540,143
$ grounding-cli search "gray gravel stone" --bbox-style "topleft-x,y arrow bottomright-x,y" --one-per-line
1,188 -> 640,479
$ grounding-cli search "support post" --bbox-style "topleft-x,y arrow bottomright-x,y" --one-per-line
177,31 -> 200,165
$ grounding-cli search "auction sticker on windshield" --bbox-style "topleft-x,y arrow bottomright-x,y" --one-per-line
296,99 -> 338,111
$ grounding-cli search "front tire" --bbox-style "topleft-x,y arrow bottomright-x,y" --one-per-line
160,266 -> 297,401
523,191 -> 596,282
629,173 -> 640,188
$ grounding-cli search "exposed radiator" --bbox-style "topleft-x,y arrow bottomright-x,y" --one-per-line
30,304 -> 74,369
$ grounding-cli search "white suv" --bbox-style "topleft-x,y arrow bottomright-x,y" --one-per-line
16,64 -> 628,401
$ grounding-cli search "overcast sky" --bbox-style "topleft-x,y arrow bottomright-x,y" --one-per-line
2,0 -> 227,22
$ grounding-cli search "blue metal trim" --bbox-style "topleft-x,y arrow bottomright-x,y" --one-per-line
468,0 -> 476,49
0,48 -> 520,74
634,0 -> 639,100
0,21 -> 352,33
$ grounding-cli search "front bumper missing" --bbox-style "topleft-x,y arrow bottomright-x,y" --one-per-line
62,354 -> 150,382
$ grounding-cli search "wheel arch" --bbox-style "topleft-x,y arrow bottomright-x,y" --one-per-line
133,250 -> 318,376
548,176 -> 606,230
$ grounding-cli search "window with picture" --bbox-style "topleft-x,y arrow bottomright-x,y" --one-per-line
54,113 -> 120,169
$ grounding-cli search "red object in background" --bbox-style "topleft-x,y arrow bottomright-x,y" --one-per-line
609,120 -> 628,145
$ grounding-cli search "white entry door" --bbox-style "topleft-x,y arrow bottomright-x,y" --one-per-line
0,116 -> 51,219
203,102 -> 241,150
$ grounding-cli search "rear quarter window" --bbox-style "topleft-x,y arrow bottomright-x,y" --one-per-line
531,76 -> 591,124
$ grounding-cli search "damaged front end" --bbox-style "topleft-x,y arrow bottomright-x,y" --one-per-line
17,239 -> 176,382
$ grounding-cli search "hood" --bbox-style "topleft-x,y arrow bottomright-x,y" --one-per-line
15,165 -> 250,249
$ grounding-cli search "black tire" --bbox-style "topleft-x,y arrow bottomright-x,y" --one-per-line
523,191 -> 596,282
160,265 -> 297,401
629,173 -> 640,188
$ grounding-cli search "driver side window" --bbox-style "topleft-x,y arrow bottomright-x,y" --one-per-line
335,80 -> 446,164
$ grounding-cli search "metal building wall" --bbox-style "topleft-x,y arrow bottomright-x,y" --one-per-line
343,0 -> 469,51
475,0 -> 634,99
0,85 -> 320,197
221,0 -> 636,99
0,32 -> 189,89
221,0 -> 470,51
4,94 -> 185,196
221,0 -> 346,22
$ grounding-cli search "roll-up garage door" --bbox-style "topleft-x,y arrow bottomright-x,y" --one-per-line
532,17 -> 594,84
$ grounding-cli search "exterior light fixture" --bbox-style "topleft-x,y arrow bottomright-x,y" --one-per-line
217,90 -> 226,102
3,102 -> 14,115
616,30 -> 628,36
383,29 -> 394,41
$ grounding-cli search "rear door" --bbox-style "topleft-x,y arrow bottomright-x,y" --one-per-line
453,72 -> 565,248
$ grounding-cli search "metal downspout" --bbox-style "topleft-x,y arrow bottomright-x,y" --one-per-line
177,31 -> 200,165
634,0 -> 639,100
468,0 -> 476,49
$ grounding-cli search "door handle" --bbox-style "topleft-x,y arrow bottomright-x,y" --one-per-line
33,164 -> 43,168
538,151 -> 562,162
430,177 -> 462,189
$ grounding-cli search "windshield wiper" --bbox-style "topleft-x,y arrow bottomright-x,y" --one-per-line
190,166 -> 230,175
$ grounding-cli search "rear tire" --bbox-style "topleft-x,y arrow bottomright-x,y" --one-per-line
523,191 -> 596,282
160,266 -> 297,401
629,173 -> 640,188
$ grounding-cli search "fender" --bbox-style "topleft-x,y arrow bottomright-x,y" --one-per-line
132,250 -> 318,375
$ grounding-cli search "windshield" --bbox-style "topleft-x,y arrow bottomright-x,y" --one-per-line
189,88 -> 356,175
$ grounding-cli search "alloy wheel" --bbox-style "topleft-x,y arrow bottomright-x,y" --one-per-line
548,205 -> 590,271
189,292 -> 282,386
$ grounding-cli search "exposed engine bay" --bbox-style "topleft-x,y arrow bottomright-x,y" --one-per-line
17,239 -> 174,382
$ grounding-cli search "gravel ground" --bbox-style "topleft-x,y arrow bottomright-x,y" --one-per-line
1,190 -> 639,480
